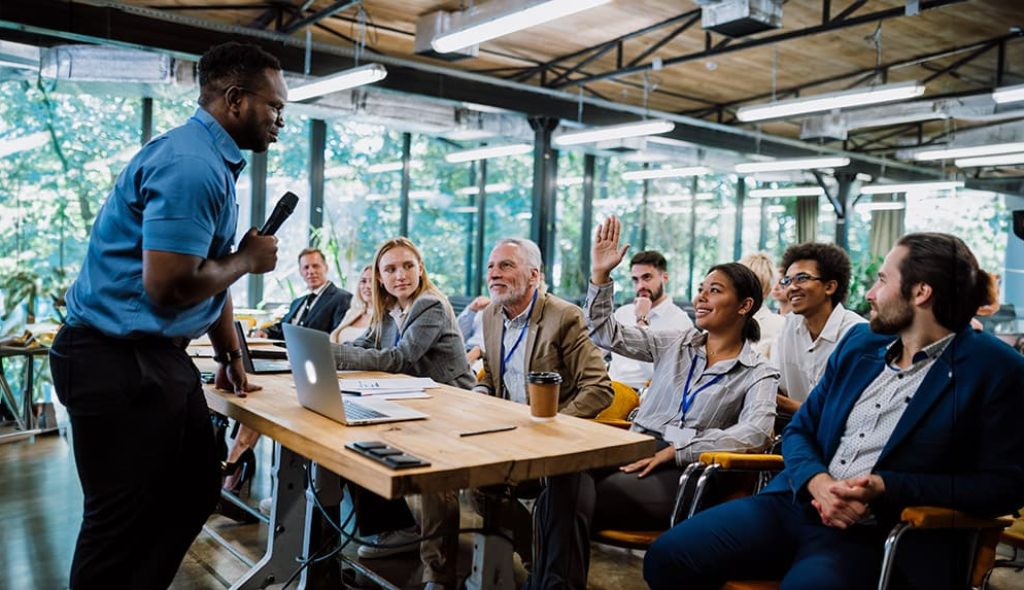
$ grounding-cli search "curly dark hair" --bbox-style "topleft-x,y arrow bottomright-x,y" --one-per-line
197,42 -> 281,106
780,242 -> 852,306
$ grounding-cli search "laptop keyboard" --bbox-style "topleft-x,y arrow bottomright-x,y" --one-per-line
345,402 -> 387,421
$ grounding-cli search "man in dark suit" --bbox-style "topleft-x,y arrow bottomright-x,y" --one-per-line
644,232 -> 1024,590
258,247 -> 351,339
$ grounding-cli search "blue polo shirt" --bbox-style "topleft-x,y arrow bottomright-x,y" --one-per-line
65,108 -> 246,340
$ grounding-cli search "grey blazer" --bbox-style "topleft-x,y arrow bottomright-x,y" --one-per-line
332,293 -> 475,389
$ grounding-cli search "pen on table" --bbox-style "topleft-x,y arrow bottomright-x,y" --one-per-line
459,425 -> 517,437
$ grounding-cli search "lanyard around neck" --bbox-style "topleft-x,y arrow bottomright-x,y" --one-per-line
499,289 -> 539,391
678,357 -> 723,422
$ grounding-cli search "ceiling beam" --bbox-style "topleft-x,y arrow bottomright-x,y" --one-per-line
680,32 -> 1023,118
0,0 -> 939,180
278,0 -> 358,35
558,0 -> 965,88
510,10 -> 700,83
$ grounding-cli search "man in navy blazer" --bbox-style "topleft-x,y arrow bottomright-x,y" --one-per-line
644,233 -> 1024,590
259,248 -> 351,339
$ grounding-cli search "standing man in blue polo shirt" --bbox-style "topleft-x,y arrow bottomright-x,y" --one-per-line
48,42 -> 285,588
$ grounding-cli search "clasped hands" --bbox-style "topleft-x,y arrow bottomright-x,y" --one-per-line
807,472 -> 885,529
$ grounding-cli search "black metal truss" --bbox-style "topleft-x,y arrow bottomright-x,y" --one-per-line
554,0 -> 965,89
682,31 -> 1023,125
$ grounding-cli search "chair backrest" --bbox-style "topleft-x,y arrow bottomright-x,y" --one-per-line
596,381 -> 640,422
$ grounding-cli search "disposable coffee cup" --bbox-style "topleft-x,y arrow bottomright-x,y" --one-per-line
527,372 -> 562,422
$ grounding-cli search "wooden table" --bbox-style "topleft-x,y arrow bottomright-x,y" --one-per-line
203,368 -> 654,590
0,346 -> 50,444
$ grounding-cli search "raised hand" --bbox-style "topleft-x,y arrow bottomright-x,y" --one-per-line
591,215 -> 630,284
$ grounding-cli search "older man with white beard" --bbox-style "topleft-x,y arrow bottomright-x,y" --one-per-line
472,237 -> 613,570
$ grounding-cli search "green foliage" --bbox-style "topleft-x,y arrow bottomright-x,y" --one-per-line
846,254 -> 883,315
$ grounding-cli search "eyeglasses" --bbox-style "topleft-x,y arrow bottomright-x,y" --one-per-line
779,273 -> 824,287
238,87 -> 285,120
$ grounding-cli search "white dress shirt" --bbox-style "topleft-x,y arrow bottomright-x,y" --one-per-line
752,306 -> 786,361
775,303 -> 866,403
608,297 -> 693,390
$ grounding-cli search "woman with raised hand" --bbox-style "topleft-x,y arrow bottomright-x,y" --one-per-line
329,264 -> 372,344
526,216 -> 779,590
334,237 -> 473,590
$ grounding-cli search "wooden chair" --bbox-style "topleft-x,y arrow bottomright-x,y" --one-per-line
592,381 -> 640,429
686,453 -> 1014,590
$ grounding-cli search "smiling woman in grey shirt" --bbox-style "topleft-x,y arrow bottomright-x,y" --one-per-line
527,216 -> 779,590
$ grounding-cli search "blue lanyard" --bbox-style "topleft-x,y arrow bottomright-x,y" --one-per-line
678,358 -> 723,421
499,289 -> 539,387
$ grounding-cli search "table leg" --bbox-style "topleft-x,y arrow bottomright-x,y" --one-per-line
229,446 -> 345,590
465,491 -> 516,590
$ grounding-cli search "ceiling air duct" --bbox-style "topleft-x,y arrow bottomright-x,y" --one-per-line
698,0 -> 782,38
414,11 -> 479,61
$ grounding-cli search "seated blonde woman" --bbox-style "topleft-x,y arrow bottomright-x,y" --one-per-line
333,237 -> 473,590
330,264 -> 372,344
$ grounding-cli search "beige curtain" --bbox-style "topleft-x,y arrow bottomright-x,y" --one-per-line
869,196 -> 905,259
796,196 -> 819,243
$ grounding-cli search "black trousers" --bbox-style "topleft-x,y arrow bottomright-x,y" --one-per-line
50,326 -> 221,589
527,456 -> 684,590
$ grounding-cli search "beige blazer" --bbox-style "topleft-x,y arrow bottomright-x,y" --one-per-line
478,289 -> 613,418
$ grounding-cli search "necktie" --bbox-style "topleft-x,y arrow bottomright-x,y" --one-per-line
296,292 -> 317,326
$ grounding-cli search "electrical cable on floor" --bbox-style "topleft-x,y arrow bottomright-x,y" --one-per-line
281,462 -> 519,589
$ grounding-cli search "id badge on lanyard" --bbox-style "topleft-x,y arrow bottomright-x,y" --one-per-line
664,358 -> 722,446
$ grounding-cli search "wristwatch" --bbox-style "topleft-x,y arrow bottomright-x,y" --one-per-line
212,349 -> 243,364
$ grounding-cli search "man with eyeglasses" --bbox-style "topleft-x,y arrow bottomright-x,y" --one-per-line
774,243 -> 865,425
48,42 -> 285,587
645,235 -> 1024,589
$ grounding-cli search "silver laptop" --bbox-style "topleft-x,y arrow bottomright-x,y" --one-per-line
283,323 -> 428,426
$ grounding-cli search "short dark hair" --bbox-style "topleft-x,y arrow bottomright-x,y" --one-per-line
197,42 -> 281,105
780,242 -> 852,306
630,250 -> 668,272
298,248 -> 326,265
895,233 -> 992,333
707,262 -> 763,342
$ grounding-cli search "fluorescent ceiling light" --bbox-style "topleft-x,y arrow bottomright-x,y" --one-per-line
749,186 -> 825,198
736,82 -> 926,122
649,193 -> 714,204
856,201 -> 906,211
860,181 -> 963,194
432,0 -> 611,54
554,119 -> 675,147
954,153 -> 1024,168
0,132 -> 49,158
992,83 -> 1024,104
445,143 -> 532,163
913,142 -> 1024,161
557,176 -> 584,186
409,190 -> 436,200
450,206 -> 479,213
366,160 -> 421,174
446,128 -> 497,141
455,182 -> 513,195
621,166 -> 711,181
288,64 -> 388,102
735,157 -> 849,174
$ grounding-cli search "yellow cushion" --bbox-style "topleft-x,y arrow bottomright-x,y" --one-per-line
594,529 -> 660,548
595,381 -> 640,421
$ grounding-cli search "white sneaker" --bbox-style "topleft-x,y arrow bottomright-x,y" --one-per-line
259,497 -> 272,516
357,526 -> 420,559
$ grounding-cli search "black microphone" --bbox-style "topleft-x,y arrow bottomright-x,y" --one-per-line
259,191 -> 299,236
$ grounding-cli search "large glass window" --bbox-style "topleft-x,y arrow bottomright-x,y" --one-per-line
552,151 -> 586,297
262,116 -> 311,306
